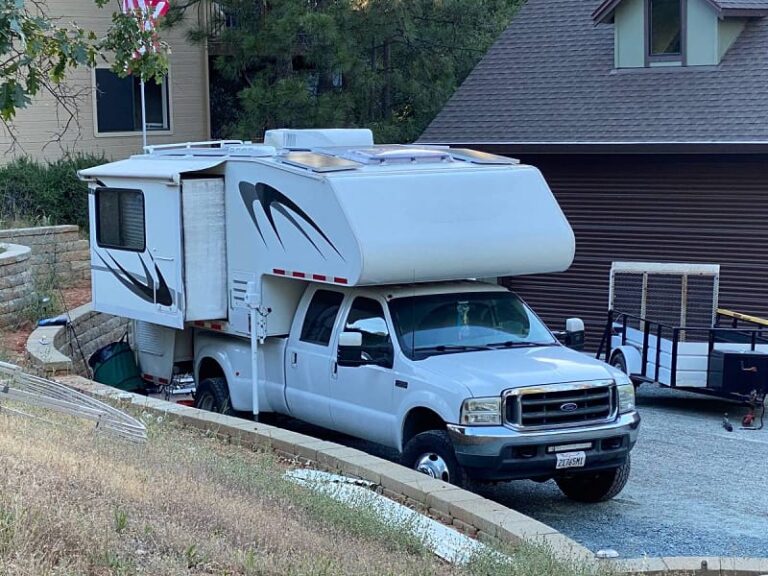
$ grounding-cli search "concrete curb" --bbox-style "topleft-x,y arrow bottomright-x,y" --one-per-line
55,374 -> 768,575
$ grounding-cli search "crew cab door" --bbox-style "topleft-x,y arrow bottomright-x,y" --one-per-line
329,296 -> 397,447
284,287 -> 345,429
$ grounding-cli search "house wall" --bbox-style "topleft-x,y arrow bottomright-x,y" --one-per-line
615,0 -> 645,68
0,2 -> 210,164
719,18 -> 747,60
686,0 -> 718,65
503,154 -> 768,350
614,0 -> 732,68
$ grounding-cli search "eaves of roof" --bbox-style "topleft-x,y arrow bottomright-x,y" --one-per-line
592,0 -> 768,23
421,141 -> 768,155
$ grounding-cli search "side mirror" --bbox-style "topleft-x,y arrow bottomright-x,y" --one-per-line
338,331 -> 363,366
565,318 -> 585,351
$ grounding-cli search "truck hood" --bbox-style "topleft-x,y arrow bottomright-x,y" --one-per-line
418,345 -> 619,397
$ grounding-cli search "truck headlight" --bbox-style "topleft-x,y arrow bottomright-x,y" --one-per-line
460,397 -> 502,425
617,383 -> 636,414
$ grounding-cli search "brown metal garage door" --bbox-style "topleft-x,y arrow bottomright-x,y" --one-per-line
503,154 -> 768,350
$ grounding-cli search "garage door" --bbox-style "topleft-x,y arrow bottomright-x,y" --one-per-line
504,154 -> 768,351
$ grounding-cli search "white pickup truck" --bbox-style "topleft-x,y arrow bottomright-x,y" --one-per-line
79,129 -> 640,502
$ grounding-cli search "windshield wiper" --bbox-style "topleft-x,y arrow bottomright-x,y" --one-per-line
415,344 -> 494,353
488,341 -> 556,349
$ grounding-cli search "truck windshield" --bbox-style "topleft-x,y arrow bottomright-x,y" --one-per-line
388,291 -> 557,360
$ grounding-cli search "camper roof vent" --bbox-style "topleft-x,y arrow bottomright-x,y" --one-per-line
265,128 -> 374,150
280,151 -> 362,173
449,148 -> 519,165
337,146 -> 451,165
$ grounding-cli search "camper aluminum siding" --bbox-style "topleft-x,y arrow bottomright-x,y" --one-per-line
500,153 -> 768,350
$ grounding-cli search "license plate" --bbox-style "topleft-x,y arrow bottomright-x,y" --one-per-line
556,451 -> 586,470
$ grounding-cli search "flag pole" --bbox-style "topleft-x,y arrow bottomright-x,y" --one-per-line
140,78 -> 147,151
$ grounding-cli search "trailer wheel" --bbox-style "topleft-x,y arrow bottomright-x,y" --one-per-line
555,456 -> 631,503
610,351 -> 628,374
194,377 -> 236,416
401,430 -> 469,488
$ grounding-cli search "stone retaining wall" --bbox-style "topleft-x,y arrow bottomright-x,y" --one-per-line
27,303 -> 130,374
0,225 -> 90,283
0,243 -> 35,329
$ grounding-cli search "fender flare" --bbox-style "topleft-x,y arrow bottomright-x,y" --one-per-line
194,343 -> 238,398
610,345 -> 643,376
397,393 -> 456,450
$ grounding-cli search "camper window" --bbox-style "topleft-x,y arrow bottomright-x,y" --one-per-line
95,188 -> 146,252
300,289 -> 344,346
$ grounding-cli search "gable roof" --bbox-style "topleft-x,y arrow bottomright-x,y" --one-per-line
594,0 -> 768,23
419,0 -> 768,147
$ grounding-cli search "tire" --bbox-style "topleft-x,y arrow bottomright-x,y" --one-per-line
401,430 -> 469,488
555,456 -> 631,503
611,351 -> 628,374
194,377 -> 236,416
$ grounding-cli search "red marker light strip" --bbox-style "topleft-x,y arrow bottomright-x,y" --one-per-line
272,269 -> 348,285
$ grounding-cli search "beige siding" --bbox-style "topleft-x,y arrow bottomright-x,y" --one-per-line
0,1 -> 209,163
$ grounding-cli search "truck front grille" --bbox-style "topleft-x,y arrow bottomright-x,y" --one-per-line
504,381 -> 616,430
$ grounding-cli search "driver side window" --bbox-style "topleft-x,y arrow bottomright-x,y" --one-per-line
344,297 -> 393,368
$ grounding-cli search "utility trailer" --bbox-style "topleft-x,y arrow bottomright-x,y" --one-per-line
598,261 -> 768,403
78,129 -> 640,501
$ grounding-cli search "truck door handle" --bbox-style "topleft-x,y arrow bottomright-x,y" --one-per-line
291,352 -> 297,366
332,361 -> 338,378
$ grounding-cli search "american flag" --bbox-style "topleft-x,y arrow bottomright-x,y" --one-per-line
120,0 -> 169,58
121,0 -> 170,26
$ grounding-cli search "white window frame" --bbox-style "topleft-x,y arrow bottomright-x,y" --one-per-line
92,66 -> 174,138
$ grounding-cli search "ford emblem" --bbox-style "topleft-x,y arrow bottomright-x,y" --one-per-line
560,402 -> 578,413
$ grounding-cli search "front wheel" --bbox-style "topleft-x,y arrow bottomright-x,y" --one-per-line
401,430 -> 468,488
555,456 -> 631,503
194,376 -> 236,415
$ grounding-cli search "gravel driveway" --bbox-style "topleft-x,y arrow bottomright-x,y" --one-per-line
474,386 -> 768,558
264,385 -> 768,558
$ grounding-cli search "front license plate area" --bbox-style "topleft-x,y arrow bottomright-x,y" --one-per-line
555,451 -> 586,470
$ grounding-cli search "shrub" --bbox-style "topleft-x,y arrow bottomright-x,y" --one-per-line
0,154 -> 106,231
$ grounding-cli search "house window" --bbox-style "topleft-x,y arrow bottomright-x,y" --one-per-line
648,0 -> 683,59
96,188 -> 146,252
95,69 -> 170,133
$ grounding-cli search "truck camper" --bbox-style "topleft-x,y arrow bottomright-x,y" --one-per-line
79,129 -> 640,501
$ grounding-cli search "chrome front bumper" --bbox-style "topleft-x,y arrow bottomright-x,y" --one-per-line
446,411 -> 641,481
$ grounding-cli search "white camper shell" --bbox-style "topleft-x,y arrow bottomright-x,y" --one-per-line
80,130 -> 640,501
80,130 -> 574,333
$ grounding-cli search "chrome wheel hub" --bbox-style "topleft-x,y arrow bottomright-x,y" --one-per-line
414,452 -> 450,482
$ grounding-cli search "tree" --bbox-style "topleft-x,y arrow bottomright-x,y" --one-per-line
1,0 -> 169,144
184,0 -> 521,143
0,0 -> 98,138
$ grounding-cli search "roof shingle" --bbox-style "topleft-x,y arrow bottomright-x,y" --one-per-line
419,0 -> 768,144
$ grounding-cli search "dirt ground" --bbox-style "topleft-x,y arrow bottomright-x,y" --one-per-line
0,280 -> 91,366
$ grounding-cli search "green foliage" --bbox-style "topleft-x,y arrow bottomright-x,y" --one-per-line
97,5 -> 170,84
113,507 -> 128,534
0,0 -> 98,122
1,0 -> 169,136
0,153 -> 104,230
196,0 -> 521,143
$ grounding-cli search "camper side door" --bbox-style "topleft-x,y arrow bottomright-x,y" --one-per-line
89,181 -> 185,329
